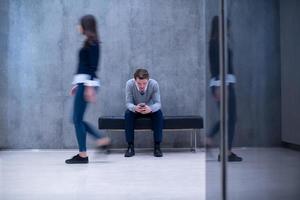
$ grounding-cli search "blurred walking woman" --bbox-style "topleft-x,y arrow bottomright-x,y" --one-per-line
66,15 -> 110,164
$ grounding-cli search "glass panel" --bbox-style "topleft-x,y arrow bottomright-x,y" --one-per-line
205,0 -> 224,200
225,0 -> 300,199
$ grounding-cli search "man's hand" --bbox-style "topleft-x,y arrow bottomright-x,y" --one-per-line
140,105 -> 152,114
135,103 -> 152,114
134,103 -> 144,113
84,86 -> 96,102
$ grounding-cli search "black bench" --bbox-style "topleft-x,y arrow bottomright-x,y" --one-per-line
98,116 -> 203,151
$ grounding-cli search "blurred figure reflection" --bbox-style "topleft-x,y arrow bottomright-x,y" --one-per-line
206,16 -> 242,162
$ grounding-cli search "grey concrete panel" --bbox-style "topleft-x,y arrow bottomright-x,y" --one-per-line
280,0 -> 300,145
0,0 -> 9,149
0,0 -> 205,149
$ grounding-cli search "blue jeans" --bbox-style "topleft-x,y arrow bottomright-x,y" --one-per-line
73,83 -> 103,152
207,84 -> 237,150
125,109 -> 163,144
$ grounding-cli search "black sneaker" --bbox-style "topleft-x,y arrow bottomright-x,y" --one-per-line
124,144 -> 135,157
96,137 -> 111,154
65,154 -> 89,164
217,153 -> 243,162
154,144 -> 163,157
97,144 -> 111,154
228,153 -> 242,162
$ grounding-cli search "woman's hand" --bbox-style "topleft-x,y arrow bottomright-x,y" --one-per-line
213,87 -> 220,101
70,85 -> 78,96
84,86 -> 96,102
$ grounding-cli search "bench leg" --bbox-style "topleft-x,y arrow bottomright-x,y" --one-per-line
190,130 -> 197,152
194,129 -> 197,152
190,131 -> 194,152
105,130 -> 111,154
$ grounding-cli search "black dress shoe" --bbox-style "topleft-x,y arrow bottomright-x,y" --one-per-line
124,144 -> 135,157
65,154 -> 89,164
154,144 -> 163,157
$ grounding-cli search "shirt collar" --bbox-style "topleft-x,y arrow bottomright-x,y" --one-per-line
135,80 -> 149,93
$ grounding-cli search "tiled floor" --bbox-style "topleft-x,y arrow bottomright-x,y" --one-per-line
1,147 -> 299,200
0,149 -> 205,200
206,147 -> 300,200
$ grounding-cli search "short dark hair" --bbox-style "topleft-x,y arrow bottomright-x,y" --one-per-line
134,69 -> 149,80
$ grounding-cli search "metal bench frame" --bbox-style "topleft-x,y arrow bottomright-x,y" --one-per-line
101,128 -> 199,152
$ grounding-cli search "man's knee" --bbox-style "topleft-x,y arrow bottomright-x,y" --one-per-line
125,109 -> 135,119
152,110 -> 163,119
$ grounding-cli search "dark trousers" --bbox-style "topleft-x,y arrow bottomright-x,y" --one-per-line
125,109 -> 163,145
207,84 -> 237,150
73,83 -> 103,152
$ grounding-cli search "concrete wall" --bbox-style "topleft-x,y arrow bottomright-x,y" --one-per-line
205,0 -> 281,147
0,0 -> 282,149
0,0 -> 206,149
280,0 -> 300,145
